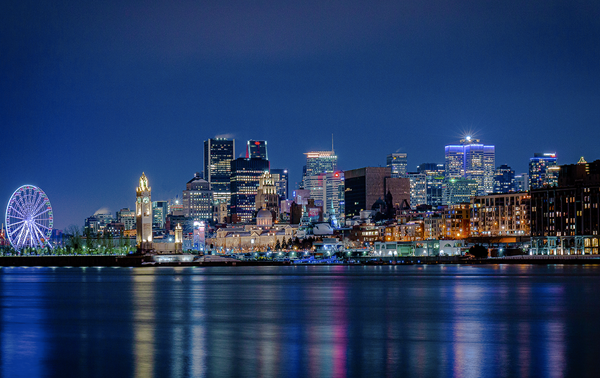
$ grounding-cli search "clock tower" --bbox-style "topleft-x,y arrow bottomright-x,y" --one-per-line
136,172 -> 152,249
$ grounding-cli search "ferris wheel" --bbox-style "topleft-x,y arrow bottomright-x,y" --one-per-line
5,185 -> 53,250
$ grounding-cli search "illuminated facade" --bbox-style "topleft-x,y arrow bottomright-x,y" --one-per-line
230,158 -> 270,223
183,173 -> 213,222
136,172 -> 153,246
529,153 -> 558,189
204,138 -> 235,208
270,168 -> 289,199
255,171 -> 280,217
442,178 -> 478,206
302,151 -> 337,188
443,203 -> 470,239
445,137 -> 495,195
406,172 -> 427,207
470,192 -> 530,237
530,159 -> 600,255
493,164 -> 515,193
304,171 -> 345,222
387,153 -> 407,178
246,140 -> 268,160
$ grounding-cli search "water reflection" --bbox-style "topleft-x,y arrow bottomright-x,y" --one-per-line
0,265 -> 599,377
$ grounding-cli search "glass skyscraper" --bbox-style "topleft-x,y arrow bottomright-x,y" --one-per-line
246,140 -> 268,160
444,136 -> 495,195
529,153 -> 558,189
387,153 -> 407,178
302,151 -> 337,188
204,138 -> 235,208
230,158 -> 270,223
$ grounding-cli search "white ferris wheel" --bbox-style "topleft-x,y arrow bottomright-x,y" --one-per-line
5,185 -> 54,250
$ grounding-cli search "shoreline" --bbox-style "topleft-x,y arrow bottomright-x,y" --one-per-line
1,255 -> 600,267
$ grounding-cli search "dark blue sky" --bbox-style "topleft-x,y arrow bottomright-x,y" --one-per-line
2,0 -> 599,229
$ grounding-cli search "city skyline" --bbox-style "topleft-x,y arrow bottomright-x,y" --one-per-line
2,1 -> 599,229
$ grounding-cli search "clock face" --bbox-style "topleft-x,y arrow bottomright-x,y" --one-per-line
137,198 -> 141,203
143,197 -> 149,204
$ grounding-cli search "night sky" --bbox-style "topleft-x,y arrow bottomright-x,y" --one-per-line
2,0 -> 599,230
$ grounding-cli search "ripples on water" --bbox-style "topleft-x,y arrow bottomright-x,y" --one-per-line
1,265 -> 600,377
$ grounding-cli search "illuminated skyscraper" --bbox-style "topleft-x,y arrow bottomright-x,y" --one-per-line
271,168 -> 289,199
183,173 -> 213,222
406,172 -> 427,207
302,150 -> 337,188
230,158 -> 270,223
204,138 -> 235,207
387,153 -> 407,178
493,164 -> 515,193
529,153 -> 558,189
445,136 -> 495,195
246,140 -> 268,160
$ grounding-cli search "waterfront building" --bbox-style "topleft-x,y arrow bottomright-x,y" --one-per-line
445,136 -> 495,195
246,140 -> 268,160
442,178 -> 478,206
182,173 -> 213,222
344,167 -> 410,218
493,164 -> 515,193
302,150 -> 337,188
387,153 -> 408,178
152,201 -> 168,230
117,208 -> 136,231
470,192 -> 530,237
208,224 -> 297,252
136,173 -> 153,247
230,158 -> 270,223
406,172 -> 427,208
529,152 -> 558,189
443,203 -> 470,239
271,168 -> 289,200
530,159 -> 600,255
204,138 -> 235,209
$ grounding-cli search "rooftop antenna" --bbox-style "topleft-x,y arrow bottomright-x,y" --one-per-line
332,133 -> 334,153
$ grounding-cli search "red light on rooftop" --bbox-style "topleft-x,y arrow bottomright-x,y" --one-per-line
254,141 -> 260,145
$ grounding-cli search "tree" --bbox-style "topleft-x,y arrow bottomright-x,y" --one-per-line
275,239 -> 281,251
469,245 -> 488,259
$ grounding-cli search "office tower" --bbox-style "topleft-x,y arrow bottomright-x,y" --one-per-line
204,138 -> 235,208
230,158 -> 270,223
417,163 -> 445,207
442,178 -> 478,206
417,163 -> 445,177
529,153 -> 558,189
255,171 -> 280,217
514,173 -> 530,192
271,168 -> 289,199
406,172 -> 427,207
246,140 -> 268,160
445,136 -> 495,195
303,171 -> 345,223
387,153 -> 408,178
117,208 -> 136,230
302,150 -> 337,187
152,201 -> 169,229
344,167 -> 410,218
183,173 -> 213,222
493,164 -> 515,193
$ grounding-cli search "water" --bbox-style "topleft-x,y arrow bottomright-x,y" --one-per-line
1,264 -> 600,378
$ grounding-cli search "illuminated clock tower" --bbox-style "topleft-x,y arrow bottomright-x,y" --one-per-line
136,172 -> 152,248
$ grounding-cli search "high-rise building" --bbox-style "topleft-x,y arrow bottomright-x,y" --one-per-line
529,153 -> 558,189
406,172 -> 427,207
417,163 -> 445,177
152,201 -> 169,230
417,163 -> 445,207
344,167 -> 410,218
514,173 -> 530,192
493,164 -> 515,193
246,140 -> 268,160
304,171 -> 345,223
387,153 -> 408,178
117,208 -> 136,231
255,171 -> 280,217
443,178 -> 478,206
271,168 -> 289,199
445,136 -> 495,195
204,138 -> 235,208
230,158 -> 270,223
183,173 -> 213,222
302,151 -> 337,187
